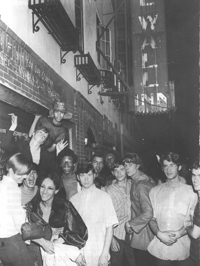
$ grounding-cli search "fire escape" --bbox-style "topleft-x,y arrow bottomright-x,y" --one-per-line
97,0 -> 133,113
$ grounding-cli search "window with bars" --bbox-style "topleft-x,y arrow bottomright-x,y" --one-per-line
75,0 -> 84,51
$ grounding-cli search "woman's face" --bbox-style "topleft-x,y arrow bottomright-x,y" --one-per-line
40,178 -> 57,203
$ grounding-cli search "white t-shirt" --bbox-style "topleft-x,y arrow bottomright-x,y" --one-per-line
71,184 -> 118,266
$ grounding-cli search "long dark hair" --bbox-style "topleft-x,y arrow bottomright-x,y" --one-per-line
29,172 -> 61,213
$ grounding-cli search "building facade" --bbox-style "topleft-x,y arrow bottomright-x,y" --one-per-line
0,0 -> 137,162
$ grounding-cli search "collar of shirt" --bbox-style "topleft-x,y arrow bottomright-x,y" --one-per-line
165,179 -> 184,191
132,171 -> 149,183
112,179 -> 131,195
81,184 -> 96,195
2,175 -> 19,188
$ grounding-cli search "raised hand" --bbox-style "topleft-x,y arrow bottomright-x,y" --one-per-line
56,139 -> 68,155
8,113 -> 18,131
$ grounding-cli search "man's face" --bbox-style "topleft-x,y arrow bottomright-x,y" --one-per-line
60,156 -> 74,175
9,168 -> 28,184
112,165 -> 126,182
33,130 -> 48,145
192,168 -> 200,192
162,160 -> 181,180
23,170 -> 38,188
78,170 -> 95,189
124,161 -> 139,178
105,153 -> 116,169
92,156 -> 104,174
53,110 -> 65,123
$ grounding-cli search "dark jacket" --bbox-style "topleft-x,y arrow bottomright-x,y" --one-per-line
26,188 -> 88,249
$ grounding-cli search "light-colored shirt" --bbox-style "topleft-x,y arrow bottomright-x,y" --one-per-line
70,184 -> 118,266
147,182 -> 198,260
0,175 -> 26,237
105,179 -> 131,240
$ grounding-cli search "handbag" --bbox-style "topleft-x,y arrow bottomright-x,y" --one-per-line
21,211 -> 52,241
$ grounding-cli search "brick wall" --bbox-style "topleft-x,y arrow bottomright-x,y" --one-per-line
0,19 -> 117,162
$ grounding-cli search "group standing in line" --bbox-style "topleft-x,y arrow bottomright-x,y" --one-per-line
0,101 -> 199,266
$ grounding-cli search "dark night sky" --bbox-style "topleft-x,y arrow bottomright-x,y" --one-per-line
164,0 -> 199,163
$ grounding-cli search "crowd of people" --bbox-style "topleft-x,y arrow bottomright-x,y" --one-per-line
0,101 -> 199,266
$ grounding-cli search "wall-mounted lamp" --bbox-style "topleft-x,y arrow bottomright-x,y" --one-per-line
84,137 -> 88,145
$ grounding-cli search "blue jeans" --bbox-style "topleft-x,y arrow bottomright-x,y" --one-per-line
0,234 -> 35,266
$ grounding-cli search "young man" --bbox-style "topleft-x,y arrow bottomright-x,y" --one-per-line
123,152 -> 156,266
70,162 -> 118,266
186,158 -> 200,266
91,152 -> 106,188
105,161 -> 135,266
1,113 -> 67,177
0,153 -> 35,266
29,101 -> 72,152
103,149 -> 121,186
148,152 -> 197,266
21,163 -> 39,206
57,148 -> 80,200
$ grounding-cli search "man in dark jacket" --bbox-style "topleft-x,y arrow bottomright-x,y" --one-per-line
123,152 -> 156,266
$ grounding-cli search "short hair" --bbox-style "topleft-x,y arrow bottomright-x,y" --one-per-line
30,162 -> 39,172
122,153 -> 142,166
122,153 -> 144,171
192,158 -> 200,170
103,149 -> 121,162
111,160 -> 124,171
57,148 -> 78,165
35,126 -> 50,135
160,152 -> 181,167
91,151 -> 104,162
76,162 -> 94,175
39,172 -> 60,190
6,153 -> 31,175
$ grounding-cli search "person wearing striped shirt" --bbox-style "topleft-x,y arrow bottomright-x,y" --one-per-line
105,161 -> 136,266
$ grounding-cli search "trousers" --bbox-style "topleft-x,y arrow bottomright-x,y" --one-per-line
155,257 -> 194,266
110,237 -> 136,266
0,234 -> 35,266
134,248 -> 156,266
